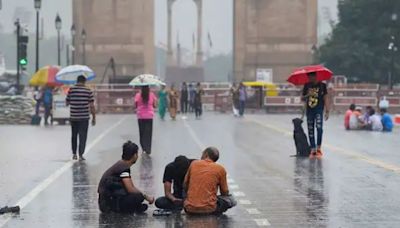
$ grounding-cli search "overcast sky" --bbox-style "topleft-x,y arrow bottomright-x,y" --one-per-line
0,0 -> 338,54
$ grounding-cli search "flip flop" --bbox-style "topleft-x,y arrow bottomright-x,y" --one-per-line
153,209 -> 172,216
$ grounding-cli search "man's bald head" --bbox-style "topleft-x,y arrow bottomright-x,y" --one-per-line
201,147 -> 219,162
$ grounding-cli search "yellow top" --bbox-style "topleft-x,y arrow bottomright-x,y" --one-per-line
243,81 -> 278,96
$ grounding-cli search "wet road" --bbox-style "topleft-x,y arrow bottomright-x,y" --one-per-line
0,113 -> 400,227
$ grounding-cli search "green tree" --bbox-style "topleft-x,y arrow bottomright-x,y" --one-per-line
318,0 -> 400,84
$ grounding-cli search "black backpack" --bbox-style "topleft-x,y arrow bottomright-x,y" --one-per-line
292,118 -> 311,157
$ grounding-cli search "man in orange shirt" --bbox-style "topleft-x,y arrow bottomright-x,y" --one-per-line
183,147 -> 236,215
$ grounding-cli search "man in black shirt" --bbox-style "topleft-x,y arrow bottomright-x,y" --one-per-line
98,141 -> 154,213
302,72 -> 330,158
155,156 -> 194,211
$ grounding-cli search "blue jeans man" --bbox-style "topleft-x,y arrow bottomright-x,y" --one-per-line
307,109 -> 323,152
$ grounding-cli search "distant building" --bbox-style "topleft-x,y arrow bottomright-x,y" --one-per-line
72,0 -> 155,83
234,0 -> 318,83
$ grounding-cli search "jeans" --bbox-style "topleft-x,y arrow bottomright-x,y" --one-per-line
99,193 -> 145,213
71,120 -> 89,155
195,104 -> 202,118
44,103 -> 52,125
185,195 -> 237,215
155,196 -> 183,210
239,100 -> 246,116
138,119 -> 153,154
306,109 -> 324,149
181,99 -> 188,114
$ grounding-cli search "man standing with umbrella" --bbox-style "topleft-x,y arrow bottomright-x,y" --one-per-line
66,75 -> 96,160
301,72 -> 330,158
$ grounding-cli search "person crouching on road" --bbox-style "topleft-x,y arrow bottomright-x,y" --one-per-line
98,141 -> 155,214
155,156 -> 194,211
184,147 -> 236,215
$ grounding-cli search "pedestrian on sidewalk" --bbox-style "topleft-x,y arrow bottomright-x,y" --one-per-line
184,147 -> 237,215
168,85 -> 179,120
194,83 -> 204,119
66,75 -> 96,161
302,72 -> 329,158
155,155 -> 195,212
135,86 -> 157,155
98,141 -> 154,214
238,82 -> 247,117
158,85 -> 168,121
180,82 -> 189,114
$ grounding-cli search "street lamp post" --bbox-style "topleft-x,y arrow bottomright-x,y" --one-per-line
34,0 -> 41,72
388,13 -> 398,90
81,29 -> 87,65
55,14 -> 62,66
70,24 -> 76,65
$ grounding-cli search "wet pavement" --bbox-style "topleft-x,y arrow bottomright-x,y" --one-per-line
1,113 -> 400,227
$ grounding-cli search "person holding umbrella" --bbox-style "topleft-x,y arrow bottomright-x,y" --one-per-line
301,72 -> 330,158
66,75 -> 96,161
288,65 -> 332,158
134,86 -> 157,155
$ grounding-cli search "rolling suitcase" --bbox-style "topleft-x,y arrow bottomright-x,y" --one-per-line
31,115 -> 41,126
292,118 -> 311,157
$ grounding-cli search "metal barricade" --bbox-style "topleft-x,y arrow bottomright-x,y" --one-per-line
94,84 -> 136,114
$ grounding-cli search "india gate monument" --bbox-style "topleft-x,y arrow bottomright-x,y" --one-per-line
72,0 -> 317,83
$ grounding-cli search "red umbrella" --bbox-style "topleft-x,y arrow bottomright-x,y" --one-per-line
287,65 -> 333,85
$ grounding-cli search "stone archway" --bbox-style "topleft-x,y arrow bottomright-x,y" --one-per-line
167,0 -> 203,67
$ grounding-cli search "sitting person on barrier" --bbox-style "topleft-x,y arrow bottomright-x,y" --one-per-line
154,156 -> 194,213
184,147 -> 236,215
344,104 -> 356,130
98,141 -> 154,214
381,108 -> 394,132
366,108 -> 383,131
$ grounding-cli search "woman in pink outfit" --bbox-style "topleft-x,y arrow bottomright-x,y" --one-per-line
134,86 -> 157,154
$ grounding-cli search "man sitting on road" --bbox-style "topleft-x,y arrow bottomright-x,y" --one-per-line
98,141 -> 154,214
381,108 -> 394,132
184,147 -> 236,215
344,104 -> 355,130
155,155 -> 194,212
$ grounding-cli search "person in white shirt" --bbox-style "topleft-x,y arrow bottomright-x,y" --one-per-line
367,109 -> 383,131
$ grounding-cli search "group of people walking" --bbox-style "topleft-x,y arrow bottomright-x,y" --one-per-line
158,82 -> 204,121
97,141 -> 236,215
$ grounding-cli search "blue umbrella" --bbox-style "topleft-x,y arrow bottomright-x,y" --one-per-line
55,65 -> 96,84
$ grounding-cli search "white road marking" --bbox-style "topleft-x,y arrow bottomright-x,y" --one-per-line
238,199 -> 252,205
233,191 -> 246,197
0,117 -> 127,227
254,218 -> 271,226
183,120 -> 206,149
246,208 -> 261,215
229,184 -> 239,190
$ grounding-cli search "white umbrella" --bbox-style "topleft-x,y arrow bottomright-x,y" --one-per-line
55,65 -> 96,84
129,74 -> 166,87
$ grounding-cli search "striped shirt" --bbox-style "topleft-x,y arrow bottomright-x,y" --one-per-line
66,85 -> 94,120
